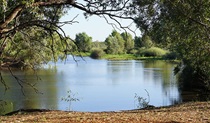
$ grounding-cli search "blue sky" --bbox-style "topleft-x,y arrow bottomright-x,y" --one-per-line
60,8 -> 141,41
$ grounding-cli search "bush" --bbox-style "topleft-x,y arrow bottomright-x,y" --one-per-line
90,48 -> 105,59
138,47 -> 167,57
129,49 -> 138,54
163,52 -> 178,60
175,63 -> 210,92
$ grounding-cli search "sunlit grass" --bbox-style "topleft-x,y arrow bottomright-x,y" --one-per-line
71,50 -> 177,61
102,54 -> 165,60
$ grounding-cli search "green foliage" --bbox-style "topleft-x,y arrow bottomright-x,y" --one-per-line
2,30 -> 70,68
91,41 -> 107,50
111,30 -> 125,53
138,47 -> 167,57
0,0 -> 72,68
105,30 -> 125,54
90,48 -> 105,59
134,36 -> 142,48
141,35 -> 153,48
134,35 -> 154,49
75,32 -> 92,52
133,0 -> 210,90
105,36 -> 118,54
129,49 -> 138,54
163,52 -> 178,60
121,32 -> 134,53
0,0 -> 65,30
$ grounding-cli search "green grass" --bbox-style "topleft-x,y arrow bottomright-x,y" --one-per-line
101,54 -> 165,60
70,49 -> 177,61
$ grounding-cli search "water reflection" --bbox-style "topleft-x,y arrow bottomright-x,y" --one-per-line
0,67 -> 59,110
142,61 -> 179,103
0,56 -> 180,112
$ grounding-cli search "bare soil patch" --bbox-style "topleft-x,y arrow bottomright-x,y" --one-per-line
0,102 -> 210,123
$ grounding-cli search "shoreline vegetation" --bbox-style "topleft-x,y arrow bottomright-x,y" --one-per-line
0,101 -> 209,122
72,52 -> 179,62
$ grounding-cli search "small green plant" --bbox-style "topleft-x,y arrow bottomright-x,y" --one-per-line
61,90 -> 80,111
134,89 -> 150,109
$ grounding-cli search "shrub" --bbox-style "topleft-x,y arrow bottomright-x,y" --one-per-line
163,52 -> 178,60
90,48 -> 105,59
175,63 -> 210,92
129,49 -> 138,54
138,47 -> 167,57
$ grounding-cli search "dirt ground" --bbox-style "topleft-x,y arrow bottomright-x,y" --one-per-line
0,102 -> 210,123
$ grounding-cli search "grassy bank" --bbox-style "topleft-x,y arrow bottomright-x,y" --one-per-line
101,54 -> 169,61
72,53 -> 165,60
71,52 -> 178,62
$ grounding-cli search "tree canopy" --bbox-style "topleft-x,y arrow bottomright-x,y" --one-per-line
0,0 -> 134,67
75,32 -> 92,52
132,0 -> 210,90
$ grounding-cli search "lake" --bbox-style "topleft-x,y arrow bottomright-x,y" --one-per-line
0,56 -> 180,112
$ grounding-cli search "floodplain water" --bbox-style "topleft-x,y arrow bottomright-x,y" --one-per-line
0,56 -> 180,112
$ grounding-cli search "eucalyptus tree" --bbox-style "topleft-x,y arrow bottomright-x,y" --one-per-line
105,35 -> 120,54
131,0 -> 210,90
112,30 -> 125,54
121,32 -> 134,53
75,32 -> 92,52
105,30 -> 125,54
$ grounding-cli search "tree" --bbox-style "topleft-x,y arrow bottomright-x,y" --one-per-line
121,32 -> 134,53
91,41 -> 107,51
134,36 -> 142,48
111,30 -> 125,54
0,0 -> 74,69
0,0 -> 136,92
105,30 -> 125,54
105,35 -> 120,54
2,30 -> 68,69
0,0 -> 135,66
75,32 -> 92,52
132,0 -> 210,90
141,34 -> 153,48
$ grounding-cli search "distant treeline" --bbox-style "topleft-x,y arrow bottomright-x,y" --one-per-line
73,30 -> 177,60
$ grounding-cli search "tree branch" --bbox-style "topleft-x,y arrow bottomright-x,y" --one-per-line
0,5 -> 24,32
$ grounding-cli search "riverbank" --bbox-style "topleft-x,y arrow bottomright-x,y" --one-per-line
1,102 -> 209,123
73,52 -> 177,61
102,54 -> 164,60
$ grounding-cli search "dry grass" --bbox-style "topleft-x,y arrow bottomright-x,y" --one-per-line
0,102 -> 210,123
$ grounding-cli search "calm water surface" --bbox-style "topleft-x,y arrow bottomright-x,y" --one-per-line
0,56 -> 180,112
